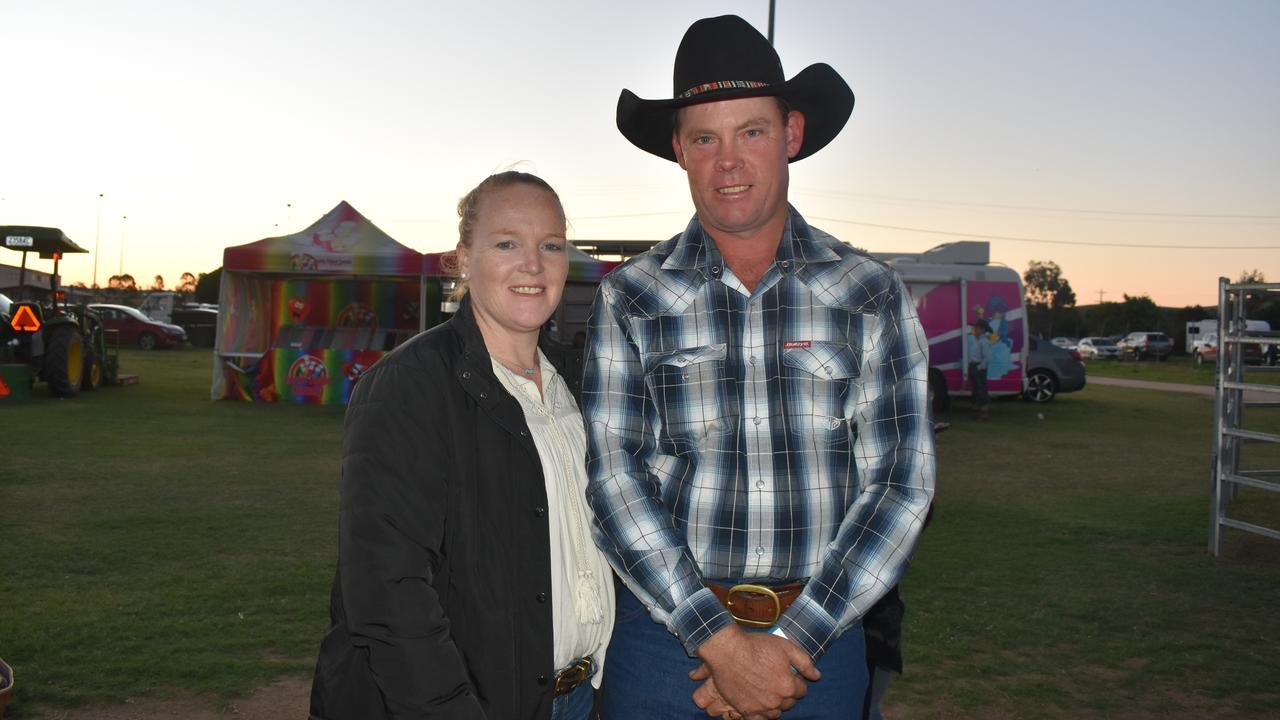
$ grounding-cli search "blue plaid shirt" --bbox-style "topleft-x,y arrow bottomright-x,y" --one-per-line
582,208 -> 935,661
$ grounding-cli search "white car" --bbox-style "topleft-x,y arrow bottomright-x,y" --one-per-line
1078,336 -> 1121,360
1050,336 -> 1079,351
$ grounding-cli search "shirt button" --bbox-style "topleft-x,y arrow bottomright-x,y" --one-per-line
536,592 -> 548,603
479,391 -> 488,399
756,480 -> 765,490
781,260 -> 791,269
753,417 -> 762,426
461,371 -> 471,379
755,546 -> 765,556
824,365 -> 832,375
537,675 -> 549,686
829,418 -> 841,429
520,429 -> 529,437
682,372 -> 689,380
748,356 -> 757,365
711,266 -> 721,274
534,506 -> 546,518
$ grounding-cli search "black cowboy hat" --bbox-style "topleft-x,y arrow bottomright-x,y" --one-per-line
616,14 -> 854,163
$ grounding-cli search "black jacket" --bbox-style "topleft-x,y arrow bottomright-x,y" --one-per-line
310,299 -> 577,720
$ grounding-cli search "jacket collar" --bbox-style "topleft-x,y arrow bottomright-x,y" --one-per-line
450,296 -> 568,439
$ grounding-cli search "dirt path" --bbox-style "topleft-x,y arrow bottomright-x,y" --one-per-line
1089,375 -> 1280,403
1089,375 -> 1215,395
34,676 -> 310,720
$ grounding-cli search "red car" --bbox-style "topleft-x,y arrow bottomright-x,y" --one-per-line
89,303 -> 188,349
1193,332 -> 1262,366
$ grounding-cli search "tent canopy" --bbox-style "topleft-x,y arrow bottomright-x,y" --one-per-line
223,201 -> 422,276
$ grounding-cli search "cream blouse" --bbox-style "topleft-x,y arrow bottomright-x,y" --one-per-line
492,351 -> 615,687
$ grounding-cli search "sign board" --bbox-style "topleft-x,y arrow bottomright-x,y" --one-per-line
4,235 -> 35,248
10,305 -> 42,332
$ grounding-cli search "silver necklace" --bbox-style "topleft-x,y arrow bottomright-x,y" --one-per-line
492,352 -> 536,377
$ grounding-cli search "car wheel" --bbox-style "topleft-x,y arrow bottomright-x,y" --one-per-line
928,368 -> 950,415
138,332 -> 157,350
1024,369 -> 1057,403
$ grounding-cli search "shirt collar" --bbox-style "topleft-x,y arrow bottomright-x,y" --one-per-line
660,205 -> 841,278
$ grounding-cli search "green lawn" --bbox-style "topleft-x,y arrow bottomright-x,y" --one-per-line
1085,354 -> 1280,386
2,349 -> 1279,718
1,348 -> 345,716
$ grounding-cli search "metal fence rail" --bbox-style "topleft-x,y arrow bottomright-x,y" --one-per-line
1209,277 -> 1280,555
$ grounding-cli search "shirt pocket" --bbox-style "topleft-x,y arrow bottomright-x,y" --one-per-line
781,340 -> 859,447
642,344 -> 738,454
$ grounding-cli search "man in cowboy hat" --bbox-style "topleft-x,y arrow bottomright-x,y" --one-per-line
583,15 -> 934,719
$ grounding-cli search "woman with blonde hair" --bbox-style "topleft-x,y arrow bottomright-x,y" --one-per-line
310,171 -> 613,719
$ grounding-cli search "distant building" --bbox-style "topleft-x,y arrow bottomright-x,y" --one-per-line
573,239 -> 659,263
0,262 -> 56,299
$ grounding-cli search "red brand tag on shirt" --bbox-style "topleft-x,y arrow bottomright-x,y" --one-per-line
783,341 -> 811,349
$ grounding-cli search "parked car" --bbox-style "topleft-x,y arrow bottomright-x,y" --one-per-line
1119,331 -> 1173,361
1077,336 -> 1121,360
88,303 -> 187,349
1193,332 -> 1263,366
1050,336 -> 1079,351
1025,336 -> 1086,402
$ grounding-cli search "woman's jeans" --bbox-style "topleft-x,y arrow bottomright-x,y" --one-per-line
550,677 -> 593,720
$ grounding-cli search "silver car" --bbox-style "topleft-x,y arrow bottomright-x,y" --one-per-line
1077,336 -> 1121,360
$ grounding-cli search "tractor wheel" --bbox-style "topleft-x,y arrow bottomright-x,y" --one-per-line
82,345 -> 104,391
45,324 -> 86,398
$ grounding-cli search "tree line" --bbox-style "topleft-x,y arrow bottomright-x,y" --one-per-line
68,268 -> 222,305
1024,262 -> 1278,353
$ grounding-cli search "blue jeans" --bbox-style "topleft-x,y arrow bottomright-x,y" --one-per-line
551,676 -> 594,720
601,586 -> 867,719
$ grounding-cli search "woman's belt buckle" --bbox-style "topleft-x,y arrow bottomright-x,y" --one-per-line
553,655 -> 593,696
726,583 -> 782,628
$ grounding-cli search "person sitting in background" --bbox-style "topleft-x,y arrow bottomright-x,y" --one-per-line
309,171 -> 614,720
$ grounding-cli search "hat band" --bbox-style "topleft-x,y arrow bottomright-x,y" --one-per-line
678,80 -> 769,99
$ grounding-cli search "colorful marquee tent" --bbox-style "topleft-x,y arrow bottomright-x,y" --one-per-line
212,201 -> 622,405
212,201 -> 438,404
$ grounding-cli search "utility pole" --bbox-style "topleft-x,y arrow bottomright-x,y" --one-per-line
1097,289 -> 1106,304
119,215 -> 127,277
93,193 -> 103,288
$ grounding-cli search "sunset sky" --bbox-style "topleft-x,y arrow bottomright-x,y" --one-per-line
3,0 -> 1277,307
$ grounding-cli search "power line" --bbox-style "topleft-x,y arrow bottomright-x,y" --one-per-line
571,210 -> 688,220
807,217 -> 1280,250
799,189 -> 1280,221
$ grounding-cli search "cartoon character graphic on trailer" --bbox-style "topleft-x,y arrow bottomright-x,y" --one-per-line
971,296 -> 1016,381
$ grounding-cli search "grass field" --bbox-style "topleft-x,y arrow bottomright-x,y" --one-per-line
1085,354 -> 1280,386
3,349 -> 1279,718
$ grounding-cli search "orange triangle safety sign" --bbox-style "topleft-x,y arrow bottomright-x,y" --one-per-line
10,305 -> 41,332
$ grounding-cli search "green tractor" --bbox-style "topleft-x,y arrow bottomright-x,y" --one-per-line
1,226 -> 119,397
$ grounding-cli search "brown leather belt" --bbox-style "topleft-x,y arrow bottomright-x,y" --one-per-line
553,655 -> 593,696
707,581 -> 805,628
